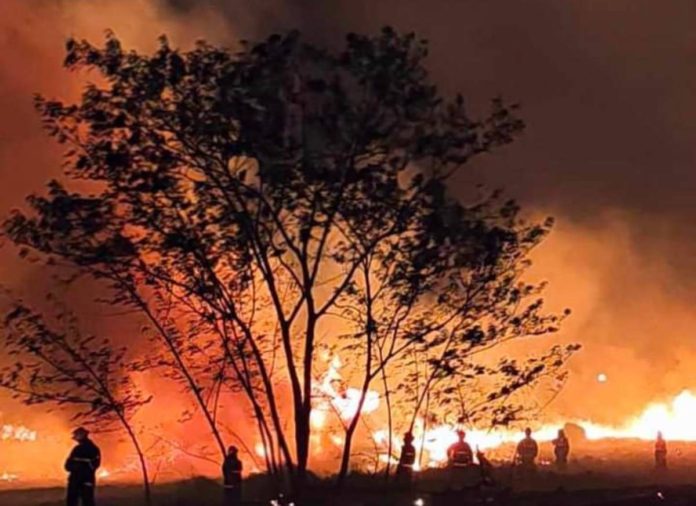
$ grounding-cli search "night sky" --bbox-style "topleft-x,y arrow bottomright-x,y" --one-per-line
1,0 -> 695,423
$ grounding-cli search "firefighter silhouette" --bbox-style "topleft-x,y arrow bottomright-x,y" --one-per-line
222,446 -> 243,505
447,430 -> 474,489
395,431 -> 417,487
516,428 -> 539,473
552,428 -> 570,469
64,427 -> 101,506
655,431 -> 667,470
448,430 -> 474,467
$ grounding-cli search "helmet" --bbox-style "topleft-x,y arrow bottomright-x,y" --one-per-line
72,427 -> 89,440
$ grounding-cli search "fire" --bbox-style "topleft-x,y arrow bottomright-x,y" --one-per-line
0,471 -> 19,482
308,354 -> 696,470
402,390 -> 696,469
581,390 -> 696,441
312,355 -> 380,428
360,388 -> 696,470
1,424 -> 37,442
5,360 -> 696,485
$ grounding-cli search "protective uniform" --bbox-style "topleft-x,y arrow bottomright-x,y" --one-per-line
447,431 -> 474,490
395,433 -> 416,487
552,430 -> 570,469
222,447 -> 243,505
516,429 -> 539,472
655,433 -> 667,470
65,431 -> 101,506
448,441 -> 473,467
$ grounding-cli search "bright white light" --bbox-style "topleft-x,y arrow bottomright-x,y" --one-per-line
414,499 -> 425,506
597,373 -> 607,383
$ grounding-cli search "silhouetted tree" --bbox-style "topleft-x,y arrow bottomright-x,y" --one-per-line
332,199 -> 574,482
0,298 -> 152,503
4,26 -> 569,490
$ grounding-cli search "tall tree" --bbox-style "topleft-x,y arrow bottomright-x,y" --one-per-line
4,27 -> 568,489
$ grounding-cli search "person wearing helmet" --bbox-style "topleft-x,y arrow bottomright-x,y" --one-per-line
64,427 -> 101,506
447,429 -> 473,490
655,431 -> 667,470
395,431 -> 417,488
552,428 -> 570,470
448,430 -> 474,467
222,446 -> 243,505
516,428 -> 539,473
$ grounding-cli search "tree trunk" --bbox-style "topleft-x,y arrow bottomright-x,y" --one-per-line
294,406 -> 311,493
119,416 -> 152,506
417,392 -> 431,471
336,374 -> 372,487
381,366 -> 394,482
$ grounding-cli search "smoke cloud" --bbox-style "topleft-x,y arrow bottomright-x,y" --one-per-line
0,0 -> 694,480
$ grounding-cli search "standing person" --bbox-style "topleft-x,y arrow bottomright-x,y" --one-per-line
64,427 -> 101,506
447,430 -> 473,490
655,431 -> 667,470
222,446 -> 243,505
552,428 -> 570,469
516,428 -> 539,474
395,431 -> 417,488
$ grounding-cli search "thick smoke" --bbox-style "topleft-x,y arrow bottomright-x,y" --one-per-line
0,0 -> 694,481
152,0 -> 696,424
